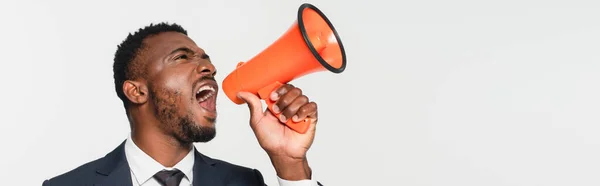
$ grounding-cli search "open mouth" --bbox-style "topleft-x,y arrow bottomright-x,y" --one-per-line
195,82 -> 218,112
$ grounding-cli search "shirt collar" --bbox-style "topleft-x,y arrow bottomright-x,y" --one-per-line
124,134 -> 195,185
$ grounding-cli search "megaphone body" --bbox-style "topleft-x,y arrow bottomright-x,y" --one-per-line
222,3 -> 347,134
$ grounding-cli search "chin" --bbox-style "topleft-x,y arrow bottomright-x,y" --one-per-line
196,115 -> 216,126
178,118 -> 217,143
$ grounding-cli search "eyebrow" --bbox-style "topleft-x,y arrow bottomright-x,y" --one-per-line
168,47 -> 210,59
168,47 -> 194,56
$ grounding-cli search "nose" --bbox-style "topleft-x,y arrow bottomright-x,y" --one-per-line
195,60 -> 216,77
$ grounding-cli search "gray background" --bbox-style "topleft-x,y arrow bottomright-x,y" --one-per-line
1,0 -> 599,185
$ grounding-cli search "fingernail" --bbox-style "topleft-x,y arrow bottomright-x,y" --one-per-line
270,92 -> 278,101
292,115 -> 299,122
279,115 -> 286,122
272,105 -> 279,113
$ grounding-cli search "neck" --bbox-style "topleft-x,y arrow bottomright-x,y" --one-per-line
129,109 -> 193,167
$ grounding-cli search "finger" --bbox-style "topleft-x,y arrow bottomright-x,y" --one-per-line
280,95 -> 309,123
270,84 -> 295,101
273,86 -> 302,114
237,92 -> 264,121
306,117 -> 318,133
292,102 -> 317,122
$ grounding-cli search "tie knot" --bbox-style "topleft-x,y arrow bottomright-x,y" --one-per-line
153,169 -> 185,186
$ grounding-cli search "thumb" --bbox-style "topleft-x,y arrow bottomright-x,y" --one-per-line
237,92 -> 264,120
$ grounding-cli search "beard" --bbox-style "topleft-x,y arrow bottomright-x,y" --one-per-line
149,85 -> 216,144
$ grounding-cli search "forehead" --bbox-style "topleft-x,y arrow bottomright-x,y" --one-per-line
142,32 -> 204,57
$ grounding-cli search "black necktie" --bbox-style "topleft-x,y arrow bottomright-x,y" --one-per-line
153,169 -> 186,186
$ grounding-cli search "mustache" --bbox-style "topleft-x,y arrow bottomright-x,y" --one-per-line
194,76 -> 217,85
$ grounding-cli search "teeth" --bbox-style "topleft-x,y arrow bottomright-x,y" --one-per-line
197,85 -> 215,94
196,85 -> 216,102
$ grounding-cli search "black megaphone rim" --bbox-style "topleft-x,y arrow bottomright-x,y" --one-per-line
297,3 -> 347,74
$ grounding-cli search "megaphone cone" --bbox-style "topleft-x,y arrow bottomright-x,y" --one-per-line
222,3 -> 346,134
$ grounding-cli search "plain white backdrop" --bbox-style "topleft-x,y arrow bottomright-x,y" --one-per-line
1,0 -> 600,185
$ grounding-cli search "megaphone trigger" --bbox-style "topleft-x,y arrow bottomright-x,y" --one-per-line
256,81 -> 312,133
236,62 -> 245,68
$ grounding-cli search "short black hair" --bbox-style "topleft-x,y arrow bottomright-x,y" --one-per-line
113,22 -> 188,110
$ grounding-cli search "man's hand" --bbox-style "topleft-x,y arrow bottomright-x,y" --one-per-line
237,84 -> 317,180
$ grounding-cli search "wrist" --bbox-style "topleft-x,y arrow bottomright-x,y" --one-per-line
269,155 -> 312,181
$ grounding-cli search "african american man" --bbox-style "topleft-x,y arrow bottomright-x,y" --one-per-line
42,22 -> 324,186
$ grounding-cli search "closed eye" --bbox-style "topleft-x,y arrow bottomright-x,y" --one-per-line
175,54 -> 189,60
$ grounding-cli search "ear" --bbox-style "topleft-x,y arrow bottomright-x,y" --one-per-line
122,80 -> 149,105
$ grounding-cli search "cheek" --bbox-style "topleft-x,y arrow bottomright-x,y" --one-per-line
154,71 -> 189,91
152,71 -> 196,107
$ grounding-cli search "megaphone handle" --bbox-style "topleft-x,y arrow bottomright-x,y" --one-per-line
257,81 -> 311,134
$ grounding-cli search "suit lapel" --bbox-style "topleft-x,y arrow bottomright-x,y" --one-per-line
90,140 -> 226,186
192,149 -> 220,186
94,140 -> 133,186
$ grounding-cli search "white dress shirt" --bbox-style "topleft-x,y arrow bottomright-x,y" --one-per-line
124,134 -> 319,186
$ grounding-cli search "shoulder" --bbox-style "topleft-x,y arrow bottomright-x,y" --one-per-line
42,141 -> 127,186
197,152 -> 266,185
198,153 -> 324,186
214,158 -> 264,176
42,156 -> 106,186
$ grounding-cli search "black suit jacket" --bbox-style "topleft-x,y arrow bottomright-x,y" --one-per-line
43,140 -> 322,186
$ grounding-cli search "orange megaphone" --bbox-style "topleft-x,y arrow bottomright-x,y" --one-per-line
221,3 -> 347,134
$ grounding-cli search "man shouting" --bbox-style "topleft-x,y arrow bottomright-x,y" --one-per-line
43,22 -> 323,186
